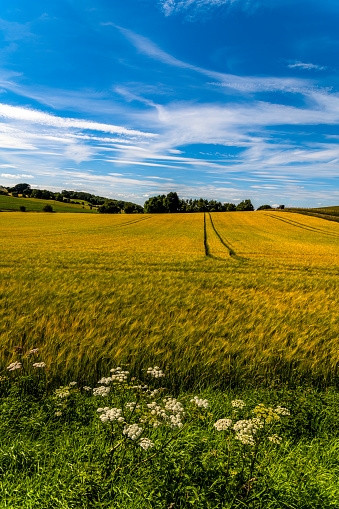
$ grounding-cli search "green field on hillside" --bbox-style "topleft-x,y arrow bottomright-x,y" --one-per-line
0,194 -> 96,213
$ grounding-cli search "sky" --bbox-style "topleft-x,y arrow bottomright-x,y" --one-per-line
0,1 -> 339,207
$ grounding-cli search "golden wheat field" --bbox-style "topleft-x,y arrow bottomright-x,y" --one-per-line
1,210 -> 339,385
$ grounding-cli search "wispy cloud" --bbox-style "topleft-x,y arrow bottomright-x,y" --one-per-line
114,26 -> 309,93
288,61 -> 327,71
0,18 -> 32,41
0,103 -> 154,137
159,0 -> 241,17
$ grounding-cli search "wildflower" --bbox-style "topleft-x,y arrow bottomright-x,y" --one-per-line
55,387 -> 70,398
233,418 -> 264,445
83,386 -> 92,391
110,367 -> 129,382
274,406 -> 290,416
55,411 -> 62,417
139,438 -> 154,450
231,399 -> 246,409
98,377 -> 112,385
32,362 -> 46,368
98,407 -> 124,423
123,423 -> 143,440
268,434 -> 282,444
214,419 -> 232,431
69,381 -> 77,386
93,386 -> 110,397
14,346 -> 23,354
146,366 -> 165,378
27,348 -> 39,355
125,402 -> 140,410
190,396 -> 209,408
6,361 -> 22,371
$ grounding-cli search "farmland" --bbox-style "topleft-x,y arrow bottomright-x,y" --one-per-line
1,210 -> 339,384
2,210 -> 339,508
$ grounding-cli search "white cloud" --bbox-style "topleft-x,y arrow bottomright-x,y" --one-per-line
288,61 -> 326,71
159,0 -> 240,17
115,26 -> 309,93
0,103 -> 155,138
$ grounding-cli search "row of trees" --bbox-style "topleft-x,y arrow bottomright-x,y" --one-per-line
143,193 -> 255,213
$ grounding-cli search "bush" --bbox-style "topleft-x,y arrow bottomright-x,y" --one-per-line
42,204 -> 53,213
19,206 -> 26,212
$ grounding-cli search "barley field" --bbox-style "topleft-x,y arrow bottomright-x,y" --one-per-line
1,210 -> 339,386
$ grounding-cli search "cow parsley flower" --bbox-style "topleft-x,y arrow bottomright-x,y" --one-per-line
55,411 -> 62,417
123,423 -> 143,440
231,399 -> 246,409
98,407 -> 124,423
83,386 -> 92,391
98,377 -> 112,385
190,396 -> 209,408
27,348 -> 39,355
55,387 -> 70,398
233,418 -> 264,445
32,362 -> 46,368
110,367 -> 129,382
6,361 -> 22,371
268,434 -> 282,444
93,386 -> 110,397
214,419 -> 232,431
274,406 -> 290,416
139,438 -> 154,450
146,366 -> 165,378
69,381 -> 77,386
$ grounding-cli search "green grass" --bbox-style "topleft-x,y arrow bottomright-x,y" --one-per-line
0,194 -> 97,213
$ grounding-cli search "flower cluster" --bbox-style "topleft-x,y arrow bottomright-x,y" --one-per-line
268,434 -> 282,444
110,367 -> 129,383
123,423 -> 143,440
6,361 -> 22,371
27,348 -> 39,356
233,418 -> 264,446
83,386 -> 92,391
214,418 -> 232,431
139,437 -> 154,450
231,399 -> 246,409
93,386 -> 110,397
97,407 -> 124,423
190,396 -> 209,408
55,386 -> 71,398
32,362 -> 46,368
125,402 -> 140,410
274,406 -> 290,416
146,366 -> 165,378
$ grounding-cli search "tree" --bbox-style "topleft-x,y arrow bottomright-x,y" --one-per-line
236,199 -> 254,211
13,183 -> 31,194
164,192 -> 180,213
19,206 -> 26,212
257,205 -> 272,210
98,202 -> 121,214
42,204 -> 53,212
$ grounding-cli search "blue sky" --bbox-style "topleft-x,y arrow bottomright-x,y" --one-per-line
0,0 -> 339,207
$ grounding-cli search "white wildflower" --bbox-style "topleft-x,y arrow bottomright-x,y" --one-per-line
55,387 -> 70,398
98,407 -> 124,423
233,418 -> 264,446
214,419 -> 232,431
268,434 -> 282,444
125,402 -> 140,410
139,438 -> 154,450
32,362 -> 46,368
83,386 -> 92,391
69,381 -> 77,386
274,406 -> 290,416
123,423 -> 143,440
231,399 -> 246,409
55,411 -> 62,416
98,377 -> 112,385
6,361 -> 22,371
190,396 -> 209,408
110,367 -> 129,382
146,366 -> 165,378
27,348 -> 39,355
93,386 -> 110,397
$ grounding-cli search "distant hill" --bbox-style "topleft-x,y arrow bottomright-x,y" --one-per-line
285,206 -> 339,223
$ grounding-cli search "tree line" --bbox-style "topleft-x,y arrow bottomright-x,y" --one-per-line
143,192 -> 254,213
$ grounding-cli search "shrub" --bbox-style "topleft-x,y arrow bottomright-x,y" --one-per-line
42,204 -> 53,213
19,206 -> 26,212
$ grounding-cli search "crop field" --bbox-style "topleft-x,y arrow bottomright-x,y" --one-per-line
1,210 -> 339,386
0,194 -> 95,213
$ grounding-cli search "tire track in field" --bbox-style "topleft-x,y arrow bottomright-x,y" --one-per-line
266,213 -> 339,239
204,212 -> 244,261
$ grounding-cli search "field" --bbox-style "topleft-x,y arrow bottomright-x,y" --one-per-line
0,194 -> 95,213
1,210 -> 339,384
1,210 -> 339,508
